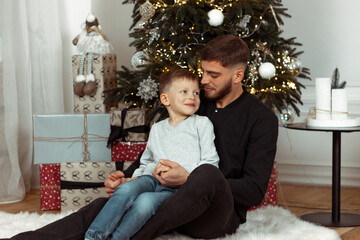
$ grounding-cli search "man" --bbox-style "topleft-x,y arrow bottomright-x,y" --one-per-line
9,35 -> 278,240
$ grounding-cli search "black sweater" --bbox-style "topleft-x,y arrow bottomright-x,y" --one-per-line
197,89 -> 278,222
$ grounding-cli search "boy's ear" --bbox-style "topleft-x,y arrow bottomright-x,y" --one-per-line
160,93 -> 170,106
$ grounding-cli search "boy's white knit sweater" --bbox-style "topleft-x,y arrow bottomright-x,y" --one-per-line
132,114 -> 219,177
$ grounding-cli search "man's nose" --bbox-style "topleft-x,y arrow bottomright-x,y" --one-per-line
201,75 -> 209,85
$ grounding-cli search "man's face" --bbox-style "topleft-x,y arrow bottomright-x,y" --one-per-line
200,60 -> 234,101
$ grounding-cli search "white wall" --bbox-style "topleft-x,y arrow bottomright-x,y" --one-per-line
278,0 -> 360,187
60,0 -> 91,112
91,0 -> 134,70
62,0 -> 360,187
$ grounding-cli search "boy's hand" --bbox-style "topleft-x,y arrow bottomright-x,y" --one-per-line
154,161 -> 171,175
104,171 -> 125,197
153,159 -> 189,188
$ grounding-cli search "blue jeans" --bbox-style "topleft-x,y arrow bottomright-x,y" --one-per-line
84,175 -> 175,240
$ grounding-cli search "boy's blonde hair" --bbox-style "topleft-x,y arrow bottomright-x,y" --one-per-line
159,69 -> 198,94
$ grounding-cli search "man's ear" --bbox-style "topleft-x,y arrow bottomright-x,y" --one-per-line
233,68 -> 244,84
160,93 -> 170,106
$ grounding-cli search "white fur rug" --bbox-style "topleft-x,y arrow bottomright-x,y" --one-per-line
0,206 -> 340,240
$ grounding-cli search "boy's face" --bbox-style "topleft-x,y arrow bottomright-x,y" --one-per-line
163,78 -> 200,117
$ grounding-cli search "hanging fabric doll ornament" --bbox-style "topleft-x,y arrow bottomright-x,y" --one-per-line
140,0 -> 156,22
73,13 -> 113,97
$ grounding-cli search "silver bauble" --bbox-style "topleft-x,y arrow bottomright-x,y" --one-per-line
131,51 -> 148,71
276,108 -> 295,126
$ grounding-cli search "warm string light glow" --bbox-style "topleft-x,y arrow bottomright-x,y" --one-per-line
140,0 -> 297,95
151,1 -> 278,38
142,0 -> 282,71
244,49 -> 298,94
154,0 -> 240,10
246,85 -> 288,94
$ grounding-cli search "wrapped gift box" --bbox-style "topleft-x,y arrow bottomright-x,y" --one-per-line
72,54 -> 117,113
111,141 -> 147,162
40,164 -> 61,210
40,160 -> 133,211
33,113 -> 111,164
249,164 -> 277,211
60,161 -> 117,211
108,107 -> 149,144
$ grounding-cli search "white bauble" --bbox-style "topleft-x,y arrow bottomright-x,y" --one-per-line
259,62 -> 276,79
207,9 -> 224,27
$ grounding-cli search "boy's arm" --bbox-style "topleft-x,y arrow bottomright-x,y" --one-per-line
196,117 -> 219,168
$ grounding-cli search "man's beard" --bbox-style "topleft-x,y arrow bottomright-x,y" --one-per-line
204,78 -> 232,102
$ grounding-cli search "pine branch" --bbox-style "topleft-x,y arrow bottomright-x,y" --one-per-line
331,67 -> 346,89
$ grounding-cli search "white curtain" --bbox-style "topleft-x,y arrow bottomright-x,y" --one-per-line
0,0 -> 64,203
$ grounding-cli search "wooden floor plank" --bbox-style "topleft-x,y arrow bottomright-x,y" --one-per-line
0,183 -> 360,239
342,227 -> 360,240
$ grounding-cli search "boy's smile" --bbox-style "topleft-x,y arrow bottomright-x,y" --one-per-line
161,78 -> 200,126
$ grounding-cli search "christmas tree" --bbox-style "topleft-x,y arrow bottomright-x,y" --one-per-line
105,0 -> 310,121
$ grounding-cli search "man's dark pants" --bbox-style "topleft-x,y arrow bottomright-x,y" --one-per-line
11,164 -> 239,240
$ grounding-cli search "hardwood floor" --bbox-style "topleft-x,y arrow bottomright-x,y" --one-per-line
0,183 -> 360,239
277,183 -> 360,239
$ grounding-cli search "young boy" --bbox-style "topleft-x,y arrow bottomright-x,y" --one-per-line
84,68 -> 219,240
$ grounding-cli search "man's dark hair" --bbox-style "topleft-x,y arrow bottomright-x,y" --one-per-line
159,68 -> 198,94
201,35 -> 250,69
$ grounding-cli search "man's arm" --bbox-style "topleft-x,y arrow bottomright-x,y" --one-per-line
228,110 -> 278,211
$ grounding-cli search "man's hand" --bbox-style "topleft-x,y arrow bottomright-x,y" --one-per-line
152,159 -> 189,188
104,171 -> 125,197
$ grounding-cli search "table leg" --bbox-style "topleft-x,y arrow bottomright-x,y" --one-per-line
332,131 -> 341,223
300,131 -> 360,227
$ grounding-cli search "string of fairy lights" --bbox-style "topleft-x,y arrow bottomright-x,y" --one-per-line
131,0 -> 300,99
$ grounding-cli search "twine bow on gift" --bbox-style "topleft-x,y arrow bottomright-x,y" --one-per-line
80,111 -> 91,162
34,112 -> 108,162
